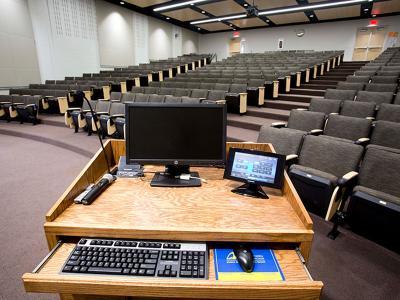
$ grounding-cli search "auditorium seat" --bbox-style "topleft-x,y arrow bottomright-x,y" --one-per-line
322,114 -> 372,144
131,87 -> 143,93
370,76 -> 398,84
148,94 -> 165,103
134,93 -> 150,103
158,87 -> 175,96
69,100 -> 97,132
376,103 -> 400,123
15,95 -> 41,124
308,98 -> 341,115
164,95 -> 182,103
143,87 -> 159,94
337,82 -> 365,91
121,92 -> 135,103
190,89 -> 208,99
346,145 -> 400,252
345,75 -> 370,83
355,91 -> 393,108
340,101 -> 375,119
206,90 -> 226,103
289,135 -> 364,220
325,89 -> 357,101
85,100 -> 111,135
370,121 -> 400,151
99,102 -> 125,138
394,93 -> 400,105
365,83 -> 398,93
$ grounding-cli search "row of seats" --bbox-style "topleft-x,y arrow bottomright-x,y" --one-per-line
0,95 -> 40,124
64,92 -> 210,139
336,82 -> 398,93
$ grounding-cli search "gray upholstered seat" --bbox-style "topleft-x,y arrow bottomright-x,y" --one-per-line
181,97 -> 202,104
149,81 -> 161,87
158,87 -> 175,95
324,89 -> 357,101
308,98 -> 341,115
288,135 -> 364,219
173,88 -> 190,97
394,93 -> 400,105
143,87 -> 159,94
336,82 -> 365,91
121,92 -> 135,103
200,82 -> 215,90
164,95 -> 182,103
370,76 -> 398,84
340,101 -> 375,119
376,103 -> 400,123
346,145 -> 400,251
214,83 -> 230,92
365,83 -> 397,93
257,126 -> 305,156
148,94 -> 165,103
229,83 -> 247,94
345,75 -> 370,83
133,93 -> 149,103
323,114 -> 372,142
190,89 -> 208,99
355,90 -> 393,106
370,121 -> 400,151
207,90 -> 226,101
109,92 -> 122,101
286,110 -> 326,132
186,82 -> 201,89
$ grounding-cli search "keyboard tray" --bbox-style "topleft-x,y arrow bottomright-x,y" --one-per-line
23,242 -> 323,299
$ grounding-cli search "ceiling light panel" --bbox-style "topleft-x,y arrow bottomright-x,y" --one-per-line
154,0 -> 209,12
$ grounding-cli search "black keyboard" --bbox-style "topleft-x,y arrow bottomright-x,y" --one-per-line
61,238 -> 208,279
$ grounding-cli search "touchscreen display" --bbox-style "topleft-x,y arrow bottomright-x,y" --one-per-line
230,152 -> 278,184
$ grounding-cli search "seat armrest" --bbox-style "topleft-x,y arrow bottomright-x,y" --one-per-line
309,129 -> 323,135
366,117 -> 375,121
285,154 -> 298,167
66,107 -> 81,111
110,114 -> 125,118
96,111 -> 109,115
329,112 -> 339,115
271,122 -> 286,128
355,137 -> 370,146
337,171 -> 358,188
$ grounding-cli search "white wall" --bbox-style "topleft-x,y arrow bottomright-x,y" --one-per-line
29,0 -> 100,81
199,16 -> 400,61
96,0 -> 135,66
0,0 -> 40,87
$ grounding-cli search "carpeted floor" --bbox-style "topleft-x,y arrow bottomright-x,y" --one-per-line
0,121 -> 399,300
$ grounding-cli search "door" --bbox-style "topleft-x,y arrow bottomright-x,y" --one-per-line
352,27 -> 386,61
229,38 -> 241,56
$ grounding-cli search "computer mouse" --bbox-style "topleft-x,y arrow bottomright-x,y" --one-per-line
233,246 -> 254,273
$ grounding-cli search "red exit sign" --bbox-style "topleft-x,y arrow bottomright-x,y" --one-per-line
233,31 -> 240,38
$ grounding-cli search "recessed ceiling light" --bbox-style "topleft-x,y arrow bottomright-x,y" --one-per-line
368,0 -> 373,2
201,10 -> 205,13
266,19 -> 270,22
310,14 -> 314,17
120,1 -> 124,4
154,0 -> 208,12
372,14 -> 376,17
166,17 -> 170,20
244,3 -> 248,6
364,8 -> 369,11
229,24 -> 233,26
191,14 -> 247,24
197,27 -> 201,30
233,29 -> 236,31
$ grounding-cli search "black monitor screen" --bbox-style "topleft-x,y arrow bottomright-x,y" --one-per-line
126,103 -> 226,165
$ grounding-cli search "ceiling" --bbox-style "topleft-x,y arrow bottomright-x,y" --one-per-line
106,0 -> 400,33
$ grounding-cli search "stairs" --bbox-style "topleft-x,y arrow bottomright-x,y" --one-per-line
227,61 -> 366,142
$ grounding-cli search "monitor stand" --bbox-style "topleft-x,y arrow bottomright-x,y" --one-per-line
150,165 -> 201,187
231,182 -> 269,199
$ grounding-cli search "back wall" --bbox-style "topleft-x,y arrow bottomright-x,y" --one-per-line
199,16 -> 400,61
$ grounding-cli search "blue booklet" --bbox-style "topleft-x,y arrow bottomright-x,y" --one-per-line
214,248 -> 285,281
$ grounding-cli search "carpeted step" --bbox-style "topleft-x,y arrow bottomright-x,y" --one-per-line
264,99 -> 309,110
300,84 -> 337,90
309,79 -> 341,85
289,88 -> 325,97
316,75 -> 347,81
40,114 -> 66,128
246,107 -> 290,121
276,94 -> 314,103
227,125 -> 259,142
227,114 -> 280,131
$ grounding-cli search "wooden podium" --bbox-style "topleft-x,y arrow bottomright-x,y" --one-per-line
22,140 -> 323,299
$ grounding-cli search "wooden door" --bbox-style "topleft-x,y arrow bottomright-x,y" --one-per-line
229,39 -> 241,56
352,27 -> 386,61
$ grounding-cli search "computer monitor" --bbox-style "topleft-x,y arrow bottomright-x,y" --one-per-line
224,148 -> 286,199
126,103 -> 227,187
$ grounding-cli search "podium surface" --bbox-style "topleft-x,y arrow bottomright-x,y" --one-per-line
23,140 -> 323,299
